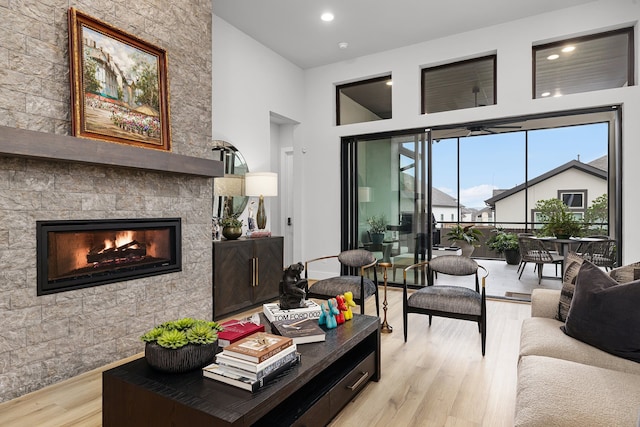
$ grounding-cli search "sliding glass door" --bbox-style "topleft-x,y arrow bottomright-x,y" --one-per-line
342,129 -> 433,286
341,107 -> 620,296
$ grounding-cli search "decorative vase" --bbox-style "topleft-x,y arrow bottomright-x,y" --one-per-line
454,240 -> 475,257
504,249 -> 520,265
222,226 -> 242,240
371,232 -> 385,245
144,341 -> 218,373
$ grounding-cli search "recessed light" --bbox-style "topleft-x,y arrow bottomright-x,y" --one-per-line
553,93 -> 563,97
547,54 -> 560,60
338,42 -> 348,49
321,12 -> 334,22
386,80 -> 393,86
541,92 -> 551,97
562,46 -> 575,53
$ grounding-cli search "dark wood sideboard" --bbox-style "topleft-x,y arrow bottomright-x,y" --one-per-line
213,236 -> 283,320
103,314 -> 381,426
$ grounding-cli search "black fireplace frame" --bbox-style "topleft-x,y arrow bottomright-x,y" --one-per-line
36,218 -> 182,295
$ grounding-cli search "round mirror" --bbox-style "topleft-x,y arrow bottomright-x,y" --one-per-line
212,140 -> 249,218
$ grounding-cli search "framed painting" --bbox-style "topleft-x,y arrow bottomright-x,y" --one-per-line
68,8 -> 171,151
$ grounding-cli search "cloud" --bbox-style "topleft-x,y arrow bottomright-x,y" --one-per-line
460,184 -> 496,208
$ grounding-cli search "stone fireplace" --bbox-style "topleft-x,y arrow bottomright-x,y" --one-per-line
0,0 -> 216,405
37,218 -> 182,295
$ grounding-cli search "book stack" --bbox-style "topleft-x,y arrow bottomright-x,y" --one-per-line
203,332 -> 298,392
263,299 -> 322,323
217,318 -> 265,348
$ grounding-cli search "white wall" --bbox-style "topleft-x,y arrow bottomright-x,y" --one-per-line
212,15 -> 304,238
213,0 -> 640,278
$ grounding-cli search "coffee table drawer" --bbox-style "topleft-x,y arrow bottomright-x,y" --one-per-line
329,352 -> 376,417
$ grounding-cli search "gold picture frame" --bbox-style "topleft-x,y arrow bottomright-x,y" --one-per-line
68,8 -> 171,151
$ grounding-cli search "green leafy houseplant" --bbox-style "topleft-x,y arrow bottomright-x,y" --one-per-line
445,224 -> 483,246
141,317 -> 223,349
219,214 -> 243,229
141,318 -> 224,373
487,227 -> 520,265
535,198 -> 583,238
366,215 -> 387,234
487,228 -> 519,253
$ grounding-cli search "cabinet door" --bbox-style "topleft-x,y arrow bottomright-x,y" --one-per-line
252,237 -> 283,305
213,240 -> 253,319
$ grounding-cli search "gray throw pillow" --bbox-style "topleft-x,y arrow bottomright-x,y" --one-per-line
556,252 -> 584,322
561,260 -> 640,363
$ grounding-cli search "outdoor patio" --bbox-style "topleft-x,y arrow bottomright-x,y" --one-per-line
391,257 -> 564,302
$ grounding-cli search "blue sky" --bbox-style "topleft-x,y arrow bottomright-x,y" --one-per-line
432,122 -> 609,208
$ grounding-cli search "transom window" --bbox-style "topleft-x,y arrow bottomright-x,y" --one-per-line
533,28 -> 634,99
336,75 -> 392,125
421,55 -> 496,114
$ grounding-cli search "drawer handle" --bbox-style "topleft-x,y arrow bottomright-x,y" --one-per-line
346,371 -> 369,391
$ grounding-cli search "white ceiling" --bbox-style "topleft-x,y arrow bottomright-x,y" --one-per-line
212,0 -> 598,69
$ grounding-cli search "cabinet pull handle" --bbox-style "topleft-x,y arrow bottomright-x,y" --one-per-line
251,258 -> 256,287
254,258 -> 259,286
346,371 -> 369,391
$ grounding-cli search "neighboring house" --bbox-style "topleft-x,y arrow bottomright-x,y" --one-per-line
485,156 -> 607,226
432,187 -> 459,226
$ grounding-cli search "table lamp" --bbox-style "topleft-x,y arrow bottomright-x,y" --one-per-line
244,172 -> 278,230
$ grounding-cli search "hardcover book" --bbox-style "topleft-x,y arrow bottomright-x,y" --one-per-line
215,344 -> 297,373
215,347 -> 299,381
223,332 -> 293,363
217,319 -> 265,347
263,299 -> 322,323
202,353 -> 300,392
270,318 -> 326,345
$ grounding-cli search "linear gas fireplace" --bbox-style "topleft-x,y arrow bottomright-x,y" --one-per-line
37,218 -> 182,295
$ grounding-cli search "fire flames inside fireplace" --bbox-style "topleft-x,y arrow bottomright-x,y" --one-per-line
37,219 -> 181,295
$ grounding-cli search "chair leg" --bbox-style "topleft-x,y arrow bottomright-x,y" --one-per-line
481,317 -> 486,356
518,261 -> 527,279
537,263 -> 543,284
403,310 -> 408,342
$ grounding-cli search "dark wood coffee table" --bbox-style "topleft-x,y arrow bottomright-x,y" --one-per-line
103,314 -> 380,426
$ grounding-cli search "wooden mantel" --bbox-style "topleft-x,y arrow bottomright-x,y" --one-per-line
0,125 -> 222,178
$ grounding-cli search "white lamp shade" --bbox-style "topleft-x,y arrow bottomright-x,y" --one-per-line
245,172 -> 278,197
358,186 -> 373,202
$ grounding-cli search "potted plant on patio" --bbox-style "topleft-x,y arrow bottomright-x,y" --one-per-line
535,198 -> 583,239
445,224 -> 483,257
487,227 -> 520,265
367,214 -> 387,244
141,317 -> 223,373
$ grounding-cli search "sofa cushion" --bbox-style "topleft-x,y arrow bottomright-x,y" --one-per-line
562,260 -> 640,363
516,355 -> 640,427
520,317 -> 640,375
555,251 -> 584,322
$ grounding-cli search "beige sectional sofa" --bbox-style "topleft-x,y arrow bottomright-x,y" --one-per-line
515,287 -> 640,426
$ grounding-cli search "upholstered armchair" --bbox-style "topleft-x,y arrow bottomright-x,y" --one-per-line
403,255 -> 488,355
305,249 -> 380,316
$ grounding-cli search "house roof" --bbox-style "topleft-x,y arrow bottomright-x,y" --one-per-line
484,159 -> 607,206
432,187 -> 458,208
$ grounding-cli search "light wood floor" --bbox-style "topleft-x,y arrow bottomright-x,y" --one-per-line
0,289 -> 530,427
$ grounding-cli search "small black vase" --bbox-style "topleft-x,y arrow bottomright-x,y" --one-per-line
144,341 -> 218,373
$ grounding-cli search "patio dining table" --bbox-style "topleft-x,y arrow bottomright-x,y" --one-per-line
533,236 -> 606,272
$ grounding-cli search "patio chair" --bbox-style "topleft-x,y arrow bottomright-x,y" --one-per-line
580,239 -> 617,271
304,249 -> 380,315
402,255 -> 488,355
517,236 -> 564,284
